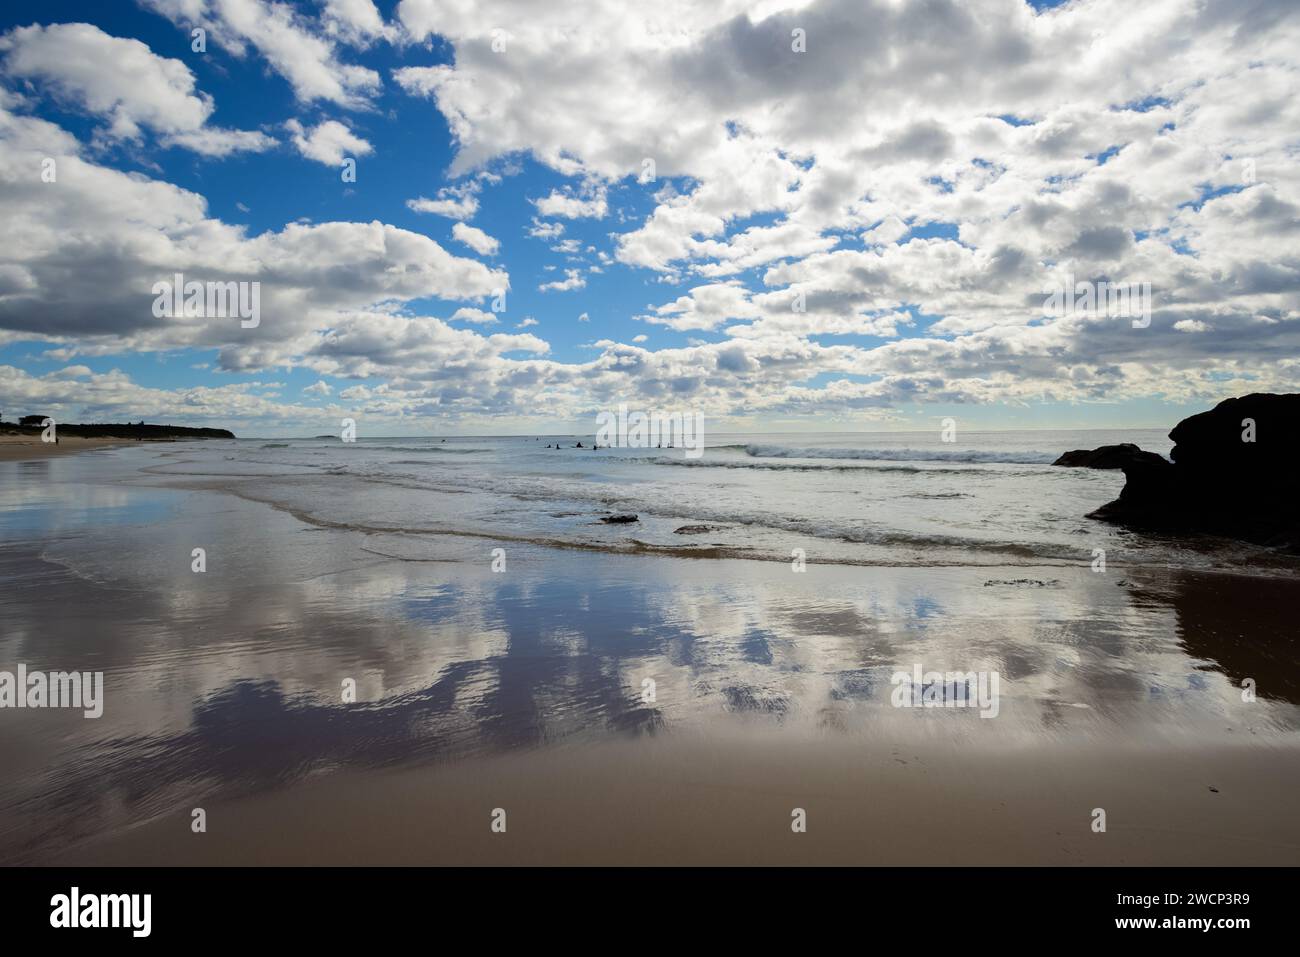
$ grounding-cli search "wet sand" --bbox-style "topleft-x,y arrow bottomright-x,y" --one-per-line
0,434 -> 130,461
3,447 -> 1299,866
54,734 -> 1300,866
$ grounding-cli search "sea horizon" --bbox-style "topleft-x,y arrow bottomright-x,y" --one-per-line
235,425 -> 1187,440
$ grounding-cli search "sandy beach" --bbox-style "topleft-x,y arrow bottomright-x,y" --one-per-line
1,438 -> 1297,866
0,434 -> 132,462
55,735 -> 1300,866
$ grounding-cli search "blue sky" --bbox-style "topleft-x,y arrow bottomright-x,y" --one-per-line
0,1 -> 1295,436
4,3 -> 683,380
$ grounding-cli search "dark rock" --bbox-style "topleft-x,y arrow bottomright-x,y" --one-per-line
674,524 -> 726,535
1085,393 -> 1300,549
600,514 -> 639,524
1052,443 -> 1166,469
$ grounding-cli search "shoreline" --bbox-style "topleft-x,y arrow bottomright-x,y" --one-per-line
0,434 -> 134,462
133,454 -> 1300,577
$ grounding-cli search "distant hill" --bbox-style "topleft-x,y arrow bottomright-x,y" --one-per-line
1,421 -> 236,440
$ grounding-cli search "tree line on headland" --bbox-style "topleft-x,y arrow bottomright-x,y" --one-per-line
0,414 -> 235,439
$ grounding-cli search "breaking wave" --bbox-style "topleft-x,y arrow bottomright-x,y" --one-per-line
743,444 -> 1058,465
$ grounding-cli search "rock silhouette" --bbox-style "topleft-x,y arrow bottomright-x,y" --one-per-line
1052,443 -> 1166,470
4,420 -> 235,440
1085,393 -> 1300,550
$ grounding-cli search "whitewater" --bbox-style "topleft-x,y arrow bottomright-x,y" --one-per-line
124,428 -> 1297,575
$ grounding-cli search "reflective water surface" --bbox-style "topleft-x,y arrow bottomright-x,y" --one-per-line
0,445 -> 1297,863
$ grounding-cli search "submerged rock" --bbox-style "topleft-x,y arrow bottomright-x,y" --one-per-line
1084,393 -> 1300,549
600,514 -> 639,524
673,524 -> 726,535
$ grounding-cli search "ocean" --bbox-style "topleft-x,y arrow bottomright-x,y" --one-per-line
151,428 -> 1291,573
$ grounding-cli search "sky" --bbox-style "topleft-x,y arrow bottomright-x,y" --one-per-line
0,0 -> 1296,437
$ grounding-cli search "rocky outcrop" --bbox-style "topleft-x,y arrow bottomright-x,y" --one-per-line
1052,443 -> 1166,469
1085,393 -> 1300,550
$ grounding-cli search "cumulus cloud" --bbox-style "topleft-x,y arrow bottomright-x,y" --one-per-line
527,218 -> 564,240
141,0 -> 382,107
0,363 -> 339,431
538,269 -> 586,293
531,187 -> 608,219
450,307 -> 499,325
0,22 -> 273,156
6,0 -> 1300,427
640,281 -> 763,331
0,102 -> 510,380
165,127 -> 277,157
321,0 -> 395,46
407,182 -> 480,220
286,118 -> 372,165
452,222 -> 500,256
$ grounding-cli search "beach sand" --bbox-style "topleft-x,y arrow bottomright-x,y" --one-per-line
0,434 -> 130,462
3,444 -> 1298,866
53,734 -> 1300,866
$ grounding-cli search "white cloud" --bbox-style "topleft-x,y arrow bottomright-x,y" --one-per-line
0,103 -> 511,378
450,307 -> 498,324
640,281 -> 763,332
0,22 -> 272,156
452,222 -> 500,256
0,363 -> 345,429
142,0 -> 382,108
321,0 -> 395,46
6,0 -> 1300,427
166,127 -> 277,157
286,118 -> 372,166
531,187 -> 608,219
406,182 -> 479,220
538,269 -> 586,293
527,218 -> 564,239
863,215 -> 910,246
